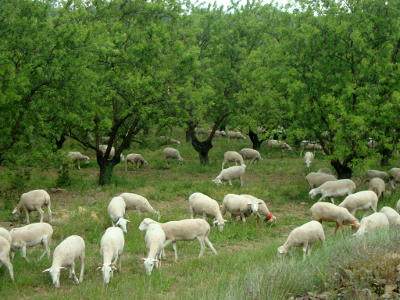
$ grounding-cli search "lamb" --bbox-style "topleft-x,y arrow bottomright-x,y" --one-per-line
163,147 -> 184,163
240,195 -> 276,223
119,193 -> 160,220
221,151 -> 244,169
379,206 -> 400,226
353,212 -> 389,236
138,218 -> 217,262
277,221 -> 325,260
227,131 -> 246,140
239,148 -> 262,165
309,179 -> 356,204
188,192 -> 227,232
98,227 -> 124,284
10,222 -> 53,261
365,170 -> 389,182
212,164 -> 246,186
139,223 -> 166,275
304,151 -> 314,169
99,145 -> 125,161
12,189 -> 52,224
317,168 -> 334,175
0,227 -> 11,243
305,172 -> 337,189
368,177 -> 385,199
310,202 -> 359,233
125,153 -> 148,171
67,152 -> 90,170
221,194 -> 264,222
338,191 -> 378,216
107,196 -> 130,233
0,236 -> 14,281
43,235 -> 85,288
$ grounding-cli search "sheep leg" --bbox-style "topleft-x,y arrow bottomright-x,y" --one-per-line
79,254 -> 85,283
202,212 -> 207,220
162,240 -> 172,258
172,243 -> 178,262
228,180 -> 232,186
70,262 -> 79,284
39,237 -> 50,260
189,206 -> 194,219
205,237 -> 217,255
197,237 -> 206,258
221,162 -> 225,170
24,209 -> 30,224
47,204 -> 52,223
240,176 -> 243,187
334,222 -> 339,234
68,267 -> 73,279
0,257 -> 14,281
302,244 -> 308,261
240,213 -> 246,223
317,194 -> 327,202
38,207 -> 44,223
330,198 -> 335,204
77,161 -> 81,170
21,245 -> 30,262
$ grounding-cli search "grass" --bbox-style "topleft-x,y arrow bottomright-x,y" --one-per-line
0,132 -> 399,299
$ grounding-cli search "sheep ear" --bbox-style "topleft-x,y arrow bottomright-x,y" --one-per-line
42,268 -> 51,273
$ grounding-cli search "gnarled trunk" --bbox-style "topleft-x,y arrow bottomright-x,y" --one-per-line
331,159 -> 352,179
379,148 -> 391,166
248,129 -> 264,150
192,139 -> 212,164
55,134 -> 66,150
185,128 -> 191,142
98,161 -> 115,185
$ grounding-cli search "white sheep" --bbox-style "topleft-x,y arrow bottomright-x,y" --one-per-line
43,235 -> 85,288
310,202 -> 359,234
221,194 -> 263,223
353,212 -> 389,237
98,227 -> 124,284
139,223 -> 166,275
159,136 -> 181,145
388,168 -> 400,189
267,140 -> 293,151
215,130 -> 227,137
99,145 -> 125,161
239,148 -> 262,165
300,142 -> 323,156
0,227 -> 11,243
227,131 -> 246,140
368,177 -> 385,199
317,168 -> 334,175
188,192 -> 227,232
163,147 -> 184,163
240,195 -> 276,223
119,193 -> 160,220
67,152 -> 90,170
138,218 -> 217,262
12,189 -> 52,224
0,236 -> 14,281
10,222 -> 53,261
305,172 -> 337,189
212,164 -> 246,186
221,151 -> 245,170
107,196 -> 130,233
309,179 -> 356,204
125,153 -> 148,171
338,191 -> 378,216
277,221 -> 325,260
379,206 -> 400,226
304,151 -> 314,169
365,170 -> 389,181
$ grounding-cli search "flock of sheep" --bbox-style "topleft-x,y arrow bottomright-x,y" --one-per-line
2,138 -> 400,290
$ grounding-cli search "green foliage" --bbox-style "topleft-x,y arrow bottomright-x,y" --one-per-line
56,163 -> 72,187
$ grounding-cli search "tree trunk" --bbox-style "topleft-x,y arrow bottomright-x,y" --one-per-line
248,129 -> 262,150
98,160 -> 115,185
55,134 -> 66,150
331,159 -> 352,179
185,128 -> 191,142
193,139 -> 212,165
379,148 -> 391,166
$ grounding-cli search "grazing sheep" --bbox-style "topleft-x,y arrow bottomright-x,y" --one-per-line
99,145 -> 125,161
354,212 -> 389,237
227,131 -> 246,140
215,130 -> 227,137
138,218 -> 217,262
221,151 -> 244,170
188,192 -> 227,232
221,194 -> 263,223
368,177 -> 385,199
317,168 -> 334,175
67,152 -> 90,170
212,165 -> 246,186
309,179 -> 356,204
310,202 -> 359,234
159,136 -> 181,145
119,193 -> 160,220
304,152 -> 314,169
139,223 -> 166,275
10,222 -> 53,261
125,153 -> 148,171
365,170 -> 389,182
43,235 -> 85,288
163,147 -> 184,163
12,189 -> 52,224
0,227 -> 11,243
388,168 -> 400,189
380,207 -> 400,226
107,196 -> 130,233
305,172 -> 337,189
240,195 -> 276,223
98,227 -> 124,284
277,221 -> 325,260
267,140 -> 293,151
0,236 -> 14,281
338,191 -> 378,216
239,148 -> 262,165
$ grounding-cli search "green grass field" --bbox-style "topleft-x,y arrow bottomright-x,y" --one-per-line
0,134 -> 399,299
